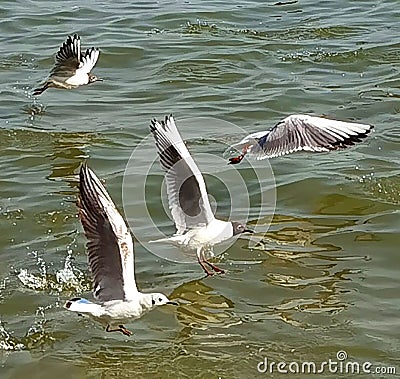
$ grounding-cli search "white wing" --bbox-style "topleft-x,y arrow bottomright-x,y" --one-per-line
78,164 -> 138,302
228,114 -> 373,162
76,48 -> 100,75
150,115 -> 215,234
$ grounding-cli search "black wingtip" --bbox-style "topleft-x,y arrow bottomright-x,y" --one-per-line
80,162 -> 88,175
165,114 -> 174,123
79,162 -> 90,188
149,118 -> 159,134
150,115 -> 174,133
69,33 -> 80,41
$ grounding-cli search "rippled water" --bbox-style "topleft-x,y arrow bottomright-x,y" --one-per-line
1,1 -> 399,378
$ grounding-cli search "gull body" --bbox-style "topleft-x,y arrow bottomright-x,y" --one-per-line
227,114 -> 373,164
158,218 -> 238,249
64,164 -> 176,337
33,34 -> 101,96
150,115 -> 252,275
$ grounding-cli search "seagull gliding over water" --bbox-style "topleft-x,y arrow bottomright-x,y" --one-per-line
227,114 -> 373,164
64,164 -> 176,337
33,34 -> 101,96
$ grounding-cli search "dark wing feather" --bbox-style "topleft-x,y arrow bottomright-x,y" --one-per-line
78,165 -> 136,302
55,34 -> 80,65
50,34 -> 81,79
150,115 -> 214,234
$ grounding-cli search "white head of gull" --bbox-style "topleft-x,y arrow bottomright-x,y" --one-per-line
33,34 -> 102,96
149,115 -> 253,276
226,114 -> 373,164
63,164 -> 177,337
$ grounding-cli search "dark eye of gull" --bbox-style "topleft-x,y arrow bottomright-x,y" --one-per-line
158,298 -> 162,302
152,299 -> 155,305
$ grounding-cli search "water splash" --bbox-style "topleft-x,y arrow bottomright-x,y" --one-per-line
55,250 -> 87,291
23,305 -> 56,350
0,323 -> 25,351
359,173 -> 400,205
17,268 -> 47,291
185,20 -> 218,34
17,250 -> 90,294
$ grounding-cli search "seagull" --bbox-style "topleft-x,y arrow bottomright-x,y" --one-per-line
64,164 -> 177,337
226,114 -> 373,164
150,115 -> 253,276
33,34 -> 102,96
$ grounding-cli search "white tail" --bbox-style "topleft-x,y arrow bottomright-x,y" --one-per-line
64,297 -> 104,317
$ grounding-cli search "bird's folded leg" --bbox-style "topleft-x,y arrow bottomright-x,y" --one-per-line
202,248 -> 225,274
204,260 -> 225,274
197,248 -> 214,276
106,324 -> 132,336
119,325 -> 133,336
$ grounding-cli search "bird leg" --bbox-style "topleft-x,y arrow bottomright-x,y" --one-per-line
197,248 -> 214,276
106,324 -> 132,336
197,248 -> 225,275
204,259 -> 225,274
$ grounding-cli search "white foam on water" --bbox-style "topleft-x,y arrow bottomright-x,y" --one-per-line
17,269 -> 47,291
55,250 -> 84,288
0,324 -> 25,351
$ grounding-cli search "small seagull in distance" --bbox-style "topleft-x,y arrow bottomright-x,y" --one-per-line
64,164 -> 177,337
226,114 -> 373,164
150,115 -> 253,276
33,34 -> 102,96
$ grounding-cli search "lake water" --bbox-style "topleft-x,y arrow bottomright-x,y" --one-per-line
1,1 -> 399,378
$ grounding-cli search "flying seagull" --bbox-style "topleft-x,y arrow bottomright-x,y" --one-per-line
64,164 -> 177,337
33,34 -> 102,96
150,115 -> 253,276
227,114 -> 373,164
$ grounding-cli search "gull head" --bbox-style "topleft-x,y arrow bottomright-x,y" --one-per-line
149,293 -> 178,308
231,221 -> 254,236
88,74 -> 102,83
225,131 -> 268,164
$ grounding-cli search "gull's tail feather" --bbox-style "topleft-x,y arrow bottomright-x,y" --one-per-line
32,82 -> 50,96
64,297 -> 104,316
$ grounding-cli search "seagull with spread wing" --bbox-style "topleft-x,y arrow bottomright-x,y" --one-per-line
33,34 -> 102,96
64,164 -> 176,337
150,115 -> 253,276
226,114 -> 373,164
